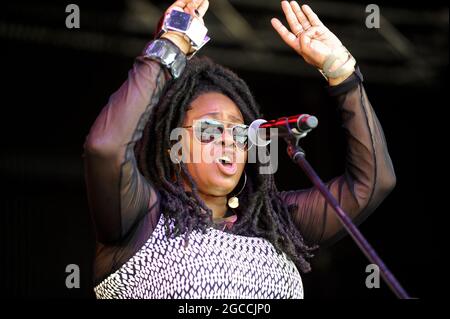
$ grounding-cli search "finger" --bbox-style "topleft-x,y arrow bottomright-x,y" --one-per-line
281,1 -> 303,36
301,4 -> 324,26
271,18 -> 300,50
196,0 -> 209,17
186,0 -> 201,11
174,0 -> 189,6
184,3 -> 205,24
185,0 -> 202,18
290,1 -> 312,31
167,0 -> 188,12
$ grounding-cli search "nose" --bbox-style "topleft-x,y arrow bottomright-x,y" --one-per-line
221,127 -> 235,148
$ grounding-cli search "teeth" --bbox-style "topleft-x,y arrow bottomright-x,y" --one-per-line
217,155 -> 232,164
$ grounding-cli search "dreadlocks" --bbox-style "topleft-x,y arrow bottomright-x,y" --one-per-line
136,56 -> 316,273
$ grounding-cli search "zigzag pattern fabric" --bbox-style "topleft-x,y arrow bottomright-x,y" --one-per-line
95,215 -> 304,299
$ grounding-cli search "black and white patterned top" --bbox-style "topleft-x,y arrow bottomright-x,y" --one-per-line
94,215 -> 304,299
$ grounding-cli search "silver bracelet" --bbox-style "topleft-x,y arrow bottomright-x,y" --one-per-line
319,46 -> 356,80
143,39 -> 187,79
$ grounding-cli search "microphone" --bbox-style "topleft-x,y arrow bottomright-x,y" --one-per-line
248,114 -> 318,146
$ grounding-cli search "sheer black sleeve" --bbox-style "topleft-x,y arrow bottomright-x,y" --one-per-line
280,69 -> 396,246
83,48 -> 173,244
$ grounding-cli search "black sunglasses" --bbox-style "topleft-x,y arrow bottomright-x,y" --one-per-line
183,119 -> 248,150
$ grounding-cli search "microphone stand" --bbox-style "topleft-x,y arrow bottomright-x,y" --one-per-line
282,120 -> 410,299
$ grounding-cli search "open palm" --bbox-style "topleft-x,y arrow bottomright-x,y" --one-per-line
271,1 -> 343,69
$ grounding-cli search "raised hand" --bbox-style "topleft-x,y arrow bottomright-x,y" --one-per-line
160,0 -> 210,54
271,1 -> 354,84
166,0 -> 209,21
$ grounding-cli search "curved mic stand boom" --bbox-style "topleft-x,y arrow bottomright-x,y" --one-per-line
281,117 -> 410,299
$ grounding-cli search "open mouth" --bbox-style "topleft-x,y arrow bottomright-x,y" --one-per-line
216,155 -> 237,176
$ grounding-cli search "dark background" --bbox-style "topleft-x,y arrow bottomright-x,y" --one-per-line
0,0 -> 447,299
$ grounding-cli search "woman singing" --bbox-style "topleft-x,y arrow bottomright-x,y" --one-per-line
84,0 -> 396,298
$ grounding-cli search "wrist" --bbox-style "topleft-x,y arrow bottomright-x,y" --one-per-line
160,32 -> 191,55
143,39 -> 187,79
328,67 -> 355,86
319,46 -> 356,84
157,10 -> 210,59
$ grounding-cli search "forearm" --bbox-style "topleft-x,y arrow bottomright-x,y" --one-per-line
83,44 -> 173,242
84,57 -> 171,156
321,70 -> 396,242
283,68 -> 396,245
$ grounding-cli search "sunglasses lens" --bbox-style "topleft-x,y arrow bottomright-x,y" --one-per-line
196,120 -> 223,143
233,126 -> 248,149
193,119 -> 248,149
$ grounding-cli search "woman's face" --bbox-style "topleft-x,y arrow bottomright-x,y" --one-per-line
180,92 -> 247,197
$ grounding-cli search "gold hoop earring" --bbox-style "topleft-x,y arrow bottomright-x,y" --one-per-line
227,172 -> 247,209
